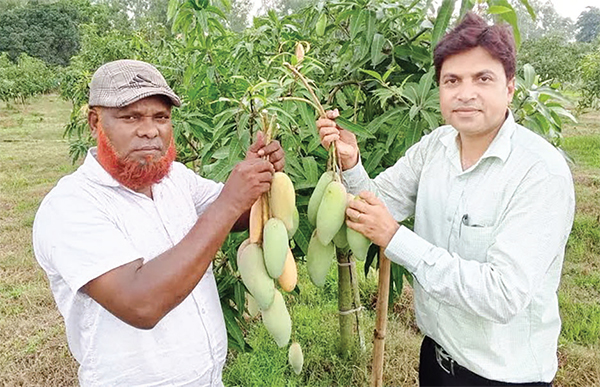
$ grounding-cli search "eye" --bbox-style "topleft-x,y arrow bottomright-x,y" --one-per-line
121,115 -> 137,121
444,78 -> 458,85
480,75 -> 492,82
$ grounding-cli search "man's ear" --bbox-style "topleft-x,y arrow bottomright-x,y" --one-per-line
507,77 -> 516,102
88,106 -> 100,140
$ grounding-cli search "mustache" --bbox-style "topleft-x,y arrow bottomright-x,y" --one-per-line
452,104 -> 482,110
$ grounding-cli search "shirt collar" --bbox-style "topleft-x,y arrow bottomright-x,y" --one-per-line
439,110 -> 516,167
80,147 -> 121,188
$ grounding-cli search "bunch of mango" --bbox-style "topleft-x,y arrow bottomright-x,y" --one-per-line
306,171 -> 372,287
237,171 -> 304,373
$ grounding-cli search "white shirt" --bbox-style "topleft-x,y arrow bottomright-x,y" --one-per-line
343,113 -> 575,383
33,148 -> 227,387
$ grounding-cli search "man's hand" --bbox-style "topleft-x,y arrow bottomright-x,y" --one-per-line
221,158 -> 274,216
246,131 -> 285,172
346,191 -> 399,248
316,109 -> 359,170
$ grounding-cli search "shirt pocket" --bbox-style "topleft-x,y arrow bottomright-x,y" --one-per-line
458,225 -> 494,263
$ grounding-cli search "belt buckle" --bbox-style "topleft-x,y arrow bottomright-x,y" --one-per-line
434,344 -> 456,376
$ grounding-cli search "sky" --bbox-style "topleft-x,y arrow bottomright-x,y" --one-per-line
551,0 -> 596,21
249,0 -> 597,22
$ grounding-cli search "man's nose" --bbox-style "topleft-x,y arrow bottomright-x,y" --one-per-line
135,117 -> 159,138
457,81 -> 477,102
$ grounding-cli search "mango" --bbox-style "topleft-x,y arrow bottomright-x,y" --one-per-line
306,230 -> 335,287
316,181 -> 347,245
247,293 -> 260,318
278,248 -> 297,292
347,226 -> 371,261
287,206 -> 299,239
288,342 -> 304,375
270,172 -> 296,230
237,238 -> 251,262
249,198 -> 263,243
237,243 -> 275,310
307,171 -> 334,226
262,290 -> 292,347
332,223 -> 349,249
263,218 -> 289,278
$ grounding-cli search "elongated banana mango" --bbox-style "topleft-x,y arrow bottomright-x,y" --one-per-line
316,181 -> 347,245
269,172 -> 296,230
288,342 -> 304,375
278,248 -> 297,292
247,293 -> 260,318
249,199 -> 263,243
237,243 -> 275,310
332,222 -> 349,249
262,290 -> 292,348
347,226 -> 371,261
345,194 -> 372,261
306,230 -> 335,287
263,218 -> 289,278
307,171 -> 334,226
287,206 -> 299,239
237,238 -> 251,262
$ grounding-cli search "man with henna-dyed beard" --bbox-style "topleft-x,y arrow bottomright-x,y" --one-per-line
32,60 -> 285,386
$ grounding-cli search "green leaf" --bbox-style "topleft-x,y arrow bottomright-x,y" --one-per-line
359,69 -> 383,82
363,147 -> 386,175
168,0 -> 180,22
337,117 -> 375,139
459,0 -> 474,17
371,33 -> 386,67
487,5 -> 512,14
316,13 -> 327,36
364,244 -> 380,277
294,214 -> 313,256
517,0 -> 536,20
301,157 -> 319,185
222,305 -> 247,352
523,64 -> 535,89
298,102 -> 318,134
431,0 -> 455,48
492,0 -> 520,47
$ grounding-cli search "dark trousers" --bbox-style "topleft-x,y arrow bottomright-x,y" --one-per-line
419,336 -> 552,387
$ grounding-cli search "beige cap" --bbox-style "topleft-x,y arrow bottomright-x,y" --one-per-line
89,59 -> 181,108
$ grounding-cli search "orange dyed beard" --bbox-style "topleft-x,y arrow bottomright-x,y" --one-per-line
96,125 -> 176,191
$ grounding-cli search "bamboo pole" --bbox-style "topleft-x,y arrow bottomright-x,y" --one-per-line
338,251 -> 353,359
371,249 -> 391,387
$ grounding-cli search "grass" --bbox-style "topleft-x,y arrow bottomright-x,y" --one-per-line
0,95 -> 79,386
0,95 -> 599,386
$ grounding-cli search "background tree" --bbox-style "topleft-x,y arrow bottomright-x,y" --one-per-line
514,0 -> 574,41
257,0 -> 312,16
0,0 -> 132,67
228,0 -> 254,32
575,6 -> 600,43
0,1 -> 80,66
518,34 -> 589,83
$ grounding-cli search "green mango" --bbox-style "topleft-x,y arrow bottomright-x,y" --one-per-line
263,217 -> 289,278
237,243 -> 275,310
261,290 -> 292,348
307,171 -> 334,226
306,230 -> 335,287
316,181 -> 347,245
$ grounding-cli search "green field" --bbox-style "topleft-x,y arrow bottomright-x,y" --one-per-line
1,95 -> 598,386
